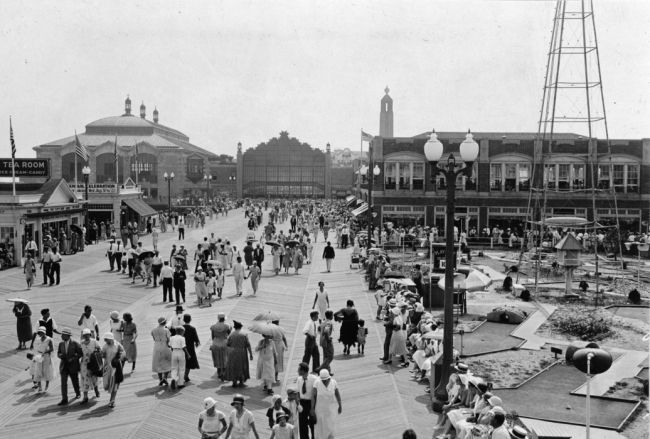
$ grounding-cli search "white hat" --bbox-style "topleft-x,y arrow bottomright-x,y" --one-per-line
37,326 -> 46,333
81,328 -> 92,336
319,369 -> 331,379
103,332 -> 114,341
203,397 -> 216,409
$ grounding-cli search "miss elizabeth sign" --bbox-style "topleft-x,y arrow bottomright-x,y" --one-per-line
0,158 -> 49,177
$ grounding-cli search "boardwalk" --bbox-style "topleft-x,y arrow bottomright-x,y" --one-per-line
0,210 -> 438,439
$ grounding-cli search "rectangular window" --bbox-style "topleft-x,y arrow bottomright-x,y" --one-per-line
627,165 -> 639,193
518,164 -> 530,191
545,164 -> 556,190
267,167 -> 278,182
613,164 -> 625,192
398,163 -> 411,190
504,164 -> 517,192
384,162 -> 397,190
558,164 -> 570,191
412,163 -> 424,190
490,164 -> 502,191
572,164 -> 585,190
598,165 -> 610,189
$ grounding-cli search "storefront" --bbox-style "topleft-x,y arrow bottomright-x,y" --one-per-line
0,179 -> 84,267
381,205 -> 426,229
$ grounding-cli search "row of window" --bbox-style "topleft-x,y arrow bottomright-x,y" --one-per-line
243,166 -> 326,183
362,161 -> 642,193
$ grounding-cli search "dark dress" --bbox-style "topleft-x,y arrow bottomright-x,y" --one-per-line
336,307 -> 359,347
183,324 -> 200,370
224,330 -> 251,382
243,245 -> 254,267
13,303 -> 32,343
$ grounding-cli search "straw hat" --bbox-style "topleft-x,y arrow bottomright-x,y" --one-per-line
81,328 -> 92,336
319,369 -> 331,379
110,311 -> 120,319
158,316 -> 167,325
103,332 -> 114,341
37,326 -> 46,333
509,426 -> 528,439
61,328 -> 72,336
230,394 -> 245,406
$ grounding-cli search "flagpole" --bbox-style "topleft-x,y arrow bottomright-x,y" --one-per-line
358,129 -> 363,195
115,136 -> 119,186
74,150 -> 78,195
10,117 -> 15,197
135,142 -> 139,186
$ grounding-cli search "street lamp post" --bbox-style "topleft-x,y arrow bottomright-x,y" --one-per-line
424,130 -> 479,403
204,174 -> 212,204
361,150 -> 381,250
163,171 -> 175,223
229,174 -> 237,196
82,166 -> 91,226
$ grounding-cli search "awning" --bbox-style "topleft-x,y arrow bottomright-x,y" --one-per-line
123,198 -> 157,217
352,203 -> 368,217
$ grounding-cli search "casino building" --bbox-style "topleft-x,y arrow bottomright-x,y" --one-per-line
34,96 -> 219,222
358,90 -> 650,233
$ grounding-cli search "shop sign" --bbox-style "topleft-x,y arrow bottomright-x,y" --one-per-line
0,158 -> 49,177
68,183 -> 118,193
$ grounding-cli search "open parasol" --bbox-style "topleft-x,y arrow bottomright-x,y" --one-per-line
70,224 -> 83,234
252,310 -> 281,322
285,239 -> 300,247
265,240 -> 280,247
138,250 -> 155,260
206,260 -> 223,267
6,298 -> 29,303
248,322 -> 284,338
173,254 -> 186,261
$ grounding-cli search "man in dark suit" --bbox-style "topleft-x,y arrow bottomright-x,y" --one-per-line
253,243 -> 265,269
57,327 -> 82,405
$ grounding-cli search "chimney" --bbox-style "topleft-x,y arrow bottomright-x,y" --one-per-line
140,101 -> 146,119
153,107 -> 159,124
124,95 -> 131,115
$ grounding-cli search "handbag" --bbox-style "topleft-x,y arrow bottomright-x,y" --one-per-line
88,350 -> 104,377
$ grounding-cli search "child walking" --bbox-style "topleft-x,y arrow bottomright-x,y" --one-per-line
357,319 -> 368,355
215,268 -> 225,299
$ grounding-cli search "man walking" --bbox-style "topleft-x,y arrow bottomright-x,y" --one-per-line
302,311 -> 320,373
253,243 -> 265,269
322,242 -> 335,273
173,264 -> 186,304
106,239 -> 116,271
40,247 -> 52,285
380,298 -> 397,363
160,261 -> 174,302
178,216 -> 185,240
49,247 -> 62,285
296,362 -> 316,439
114,240 -> 123,273
56,328 -> 82,405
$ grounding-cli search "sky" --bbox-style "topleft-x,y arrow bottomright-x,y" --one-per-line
1,0 -> 648,158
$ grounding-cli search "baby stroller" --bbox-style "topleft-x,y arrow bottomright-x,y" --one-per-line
350,253 -> 361,269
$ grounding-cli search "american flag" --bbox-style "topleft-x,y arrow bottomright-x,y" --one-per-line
9,117 -> 16,159
74,131 -> 88,161
361,130 -> 373,142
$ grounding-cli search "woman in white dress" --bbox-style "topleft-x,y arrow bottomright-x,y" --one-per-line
388,304 -> 410,367
79,328 -> 101,403
109,311 -> 124,344
311,369 -> 342,439
312,282 -> 330,319
30,326 -> 54,392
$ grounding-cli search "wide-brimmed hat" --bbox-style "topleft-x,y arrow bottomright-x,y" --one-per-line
81,328 -> 92,336
275,412 -> 288,421
388,298 -> 397,306
110,311 -> 119,319
509,426 -> 528,439
103,332 -> 114,340
230,394 -> 245,406
319,369 -> 331,379
61,328 -> 72,336
271,394 -> 282,404
37,326 -> 46,333
456,362 -> 469,373
158,316 -> 167,325
203,397 -> 216,410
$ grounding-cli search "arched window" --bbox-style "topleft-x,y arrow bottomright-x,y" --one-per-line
96,153 -> 124,183
61,152 -> 85,183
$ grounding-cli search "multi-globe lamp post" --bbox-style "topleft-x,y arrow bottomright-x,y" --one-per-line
423,129 -> 479,403
204,174 -> 213,204
163,171 -> 175,221
359,161 -> 381,250
82,165 -> 91,226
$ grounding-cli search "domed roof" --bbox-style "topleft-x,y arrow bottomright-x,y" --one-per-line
86,115 -> 151,128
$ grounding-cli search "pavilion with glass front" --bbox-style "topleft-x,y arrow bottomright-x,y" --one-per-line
239,131 -> 332,198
